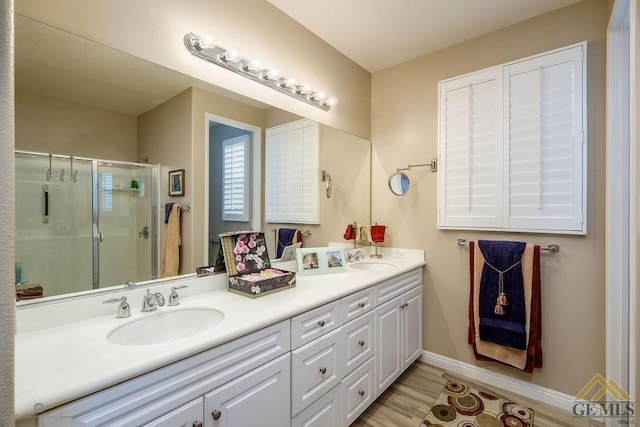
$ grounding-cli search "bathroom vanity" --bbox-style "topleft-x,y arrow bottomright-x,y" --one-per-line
15,249 -> 424,426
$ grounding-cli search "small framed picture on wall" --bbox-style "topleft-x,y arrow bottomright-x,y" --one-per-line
169,169 -> 185,197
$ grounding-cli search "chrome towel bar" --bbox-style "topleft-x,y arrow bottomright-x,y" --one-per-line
457,238 -> 559,253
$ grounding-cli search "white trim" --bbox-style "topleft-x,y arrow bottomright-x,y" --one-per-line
420,351 -> 575,412
204,113 -> 262,262
606,2 -> 632,422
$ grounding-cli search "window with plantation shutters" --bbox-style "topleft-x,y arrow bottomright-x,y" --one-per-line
438,42 -> 586,234
265,119 -> 320,224
438,68 -> 503,228
222,135 -> 250,222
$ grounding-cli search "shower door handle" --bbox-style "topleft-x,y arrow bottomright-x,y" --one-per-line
138,226 -> 150,240
42,185 -> 49,224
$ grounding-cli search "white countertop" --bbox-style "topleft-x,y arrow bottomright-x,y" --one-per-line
15,249 -> 424,419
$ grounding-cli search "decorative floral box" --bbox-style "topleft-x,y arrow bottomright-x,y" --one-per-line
217,231 -> 296,297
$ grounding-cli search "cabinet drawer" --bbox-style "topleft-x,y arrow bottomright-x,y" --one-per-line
376,268 -> 422,305
342,356 -> 375,425
341,287 -> 375,323
291,300 -> 341,349
343,311 -> 374,375
143,397 -> 203,427
291,384 -> 342,427
291,327 -> 344,416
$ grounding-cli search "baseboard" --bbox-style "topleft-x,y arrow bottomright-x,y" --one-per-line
420,351 -> 576,413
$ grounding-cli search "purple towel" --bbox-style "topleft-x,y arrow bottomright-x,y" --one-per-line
478,240 -> 527,350
164,203 -> 175,224
276,228 -> 298,258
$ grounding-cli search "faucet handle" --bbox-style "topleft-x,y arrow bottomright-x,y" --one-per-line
154,292 -> 165,307
168,284 -> 189,306
102,296 -> 131,319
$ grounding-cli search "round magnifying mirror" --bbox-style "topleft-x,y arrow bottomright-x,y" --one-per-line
388,172 -> 410,196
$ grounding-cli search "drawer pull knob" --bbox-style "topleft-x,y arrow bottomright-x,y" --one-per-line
400,303 -> 408,309
193,421 -> 203,427
358,340 -> 365,346
318,320 -> 326,327
212,410 -> 222,420
359,390 -> 365,397
358,302 -> 365,308
319,367 -> 327,374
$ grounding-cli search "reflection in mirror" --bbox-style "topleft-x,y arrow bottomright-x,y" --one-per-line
388,172 -> 410,196
14,15 -> 371,305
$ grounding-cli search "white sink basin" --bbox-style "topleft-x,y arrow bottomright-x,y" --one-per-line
349,261 -> 397,271
107,307 -> 224,346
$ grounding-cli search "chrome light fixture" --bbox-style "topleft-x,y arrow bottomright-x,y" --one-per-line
184,33 -> 337,111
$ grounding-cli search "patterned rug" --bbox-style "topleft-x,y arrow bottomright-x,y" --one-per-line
420,380 -> 534,427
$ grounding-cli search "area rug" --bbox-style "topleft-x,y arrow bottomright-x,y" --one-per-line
420,380 -> 534,427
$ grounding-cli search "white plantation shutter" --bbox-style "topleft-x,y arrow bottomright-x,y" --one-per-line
505,45 -> 585,232
265,119 -> 320,223
438,42 -> 586,234
439,68 -> 503,227
222,135 -> 250,221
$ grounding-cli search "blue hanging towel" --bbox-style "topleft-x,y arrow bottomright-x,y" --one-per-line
478,240 -> 527,350
276,228 -> 301,258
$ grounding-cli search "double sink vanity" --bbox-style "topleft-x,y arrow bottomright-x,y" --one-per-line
15,248 -> 425,426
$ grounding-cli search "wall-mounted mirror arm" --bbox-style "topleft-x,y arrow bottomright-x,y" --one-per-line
322,170 -> 332,198
396,157 -> 437,173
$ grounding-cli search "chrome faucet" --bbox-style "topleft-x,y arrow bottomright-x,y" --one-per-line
142,289 -> 165,312
347,250 -> 366,263
168,284 -> 189,306
102,296 -> 131,318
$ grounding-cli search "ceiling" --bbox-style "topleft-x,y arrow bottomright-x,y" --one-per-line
267,0 -> 583,72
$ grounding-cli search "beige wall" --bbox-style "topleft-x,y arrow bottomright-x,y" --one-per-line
16,0 -> 371,139
371,0 -> 607,396
15,91 -> 137,160
138,88 -> 193,274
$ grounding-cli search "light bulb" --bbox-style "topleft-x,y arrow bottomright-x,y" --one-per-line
200,34 -> 214,49
312,92 -> 326,101
296,84 -> 312,95
220,49 -> 240,63
242,58 -> 262,72
267,69 -> 280,80
325,97 -> 338,107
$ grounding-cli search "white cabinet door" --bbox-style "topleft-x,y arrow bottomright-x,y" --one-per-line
203,354 -> 290,427
144,398 -> 204,427
374,295 -> 402,396
401,286 -> 423,369
291,384 -> 342,427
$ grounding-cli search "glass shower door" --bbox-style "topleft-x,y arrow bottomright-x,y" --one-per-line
15,153 -> 94,297
95,161 -> 157,288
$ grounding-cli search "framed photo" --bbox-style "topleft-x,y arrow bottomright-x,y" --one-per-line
168,169 -> 185,196
296,246 -> 346,276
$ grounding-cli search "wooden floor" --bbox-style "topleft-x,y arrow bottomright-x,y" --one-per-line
353,361 -> 604,427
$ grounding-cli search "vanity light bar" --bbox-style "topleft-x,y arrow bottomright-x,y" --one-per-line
183,33 -> 337,111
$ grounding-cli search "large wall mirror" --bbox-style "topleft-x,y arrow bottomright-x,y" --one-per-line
14,15 -> 371,304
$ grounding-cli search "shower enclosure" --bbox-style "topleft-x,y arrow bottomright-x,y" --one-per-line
15,151 -> 159,298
